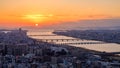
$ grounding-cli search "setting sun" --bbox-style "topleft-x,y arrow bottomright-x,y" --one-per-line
35,23 -> 39,26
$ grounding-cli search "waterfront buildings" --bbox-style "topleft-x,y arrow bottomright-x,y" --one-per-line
0,29 -> 120,68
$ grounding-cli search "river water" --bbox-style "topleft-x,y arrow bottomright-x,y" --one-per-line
27,31 -> 120,53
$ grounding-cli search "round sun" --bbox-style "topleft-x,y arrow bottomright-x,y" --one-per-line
35,24 -> 39,26
22,14 -> 54,26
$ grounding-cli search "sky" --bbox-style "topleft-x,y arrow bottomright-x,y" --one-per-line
0,0 -> 120,29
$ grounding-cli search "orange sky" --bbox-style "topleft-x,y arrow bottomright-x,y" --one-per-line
0,0 -> 120,28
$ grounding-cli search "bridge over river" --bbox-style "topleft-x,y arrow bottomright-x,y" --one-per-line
28,32 -> 120,54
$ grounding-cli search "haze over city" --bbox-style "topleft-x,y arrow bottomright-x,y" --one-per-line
0,0 -> 120,29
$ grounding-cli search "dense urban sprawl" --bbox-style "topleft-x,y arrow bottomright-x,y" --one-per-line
0,29 -> 120,68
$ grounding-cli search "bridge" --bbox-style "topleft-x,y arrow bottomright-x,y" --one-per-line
54,42 -> 105,45
36,39 -> 82,42
36,39 -> 104,45
35,38 -> 120,56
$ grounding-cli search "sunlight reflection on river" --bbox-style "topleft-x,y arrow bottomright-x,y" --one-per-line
27,31 -> 120,53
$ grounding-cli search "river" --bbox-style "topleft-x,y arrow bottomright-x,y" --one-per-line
27,30 -> 120,53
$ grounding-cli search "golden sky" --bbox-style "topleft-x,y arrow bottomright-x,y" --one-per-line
0,0 -> 120,28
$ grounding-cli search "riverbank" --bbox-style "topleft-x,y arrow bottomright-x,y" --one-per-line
49,42 -> 120,60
